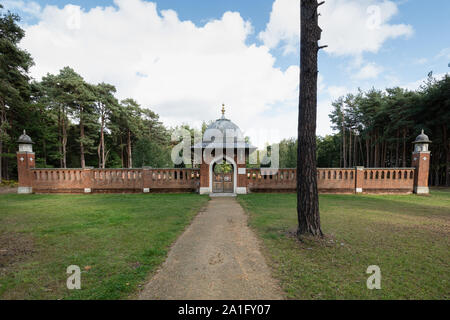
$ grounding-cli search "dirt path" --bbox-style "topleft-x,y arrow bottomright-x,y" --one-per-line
138,197 -> 284,300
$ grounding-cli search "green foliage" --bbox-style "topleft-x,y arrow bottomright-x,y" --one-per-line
317,135 -> 340,167
327,77 -> 450,185
278,138 -> 297,168
0,5 -> 34,181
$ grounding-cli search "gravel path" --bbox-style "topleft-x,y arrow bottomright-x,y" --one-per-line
138,197 -> 284,300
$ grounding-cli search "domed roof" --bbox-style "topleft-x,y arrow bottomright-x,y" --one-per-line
17,130 -> 34,144
193,105 -> 255,151
203,116 -> 243,143
413,129 -> 431,144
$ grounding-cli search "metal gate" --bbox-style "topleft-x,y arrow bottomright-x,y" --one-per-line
212,172 -> 233,193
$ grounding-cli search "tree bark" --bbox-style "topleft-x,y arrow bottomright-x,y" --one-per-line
374,134 -> 379,167
120,135 -> 124,168
297,0 -> 323,237
365,137 -> 370,167
443,125 -> 449,186
100,109 -> 106,168
62,106 -> 67,168
342,124 -> 346,168
127,129 -> 132,169
0,97 -> 5,182
402,128 -> 407,167
80,105 -> 86,169
348,130 -> 352,168
395,129 -> 399,167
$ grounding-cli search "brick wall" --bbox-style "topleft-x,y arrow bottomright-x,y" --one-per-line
30,168 -> 200,193
26,166 -> 418,194
247,167 -> 416,194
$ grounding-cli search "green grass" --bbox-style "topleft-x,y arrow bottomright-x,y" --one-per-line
0,193 -> 208,300
238,190 -> 450,300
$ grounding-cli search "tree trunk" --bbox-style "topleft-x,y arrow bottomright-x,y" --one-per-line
443,125 -> 449,186
365,137 -> 370,167
297,0 -> 323,237
0,97 -> 5,183
402,129 -> 407,167
62,107 -> 67,168
342,125 -> 346,168
374,133 -> 379,167
358,135 -> 364,166
80,106 -> 86,169
100,111 -> 106,169
127,129 -> 132,169
348,130 -> 352,168
395,129 -> 399,167
339,132 -> 342,167
120,135 -> 124,168
58,108 -> 62,168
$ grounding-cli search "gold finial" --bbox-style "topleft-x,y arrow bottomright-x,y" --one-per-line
221,104 -> 225,117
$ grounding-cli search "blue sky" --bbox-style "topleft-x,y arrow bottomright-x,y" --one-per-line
2,0 -> 450,145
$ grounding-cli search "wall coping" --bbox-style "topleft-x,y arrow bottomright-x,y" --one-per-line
30,167 -> 201,171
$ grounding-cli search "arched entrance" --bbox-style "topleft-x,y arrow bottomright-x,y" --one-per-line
208,155 -> 237,194
212,160 -> 234,193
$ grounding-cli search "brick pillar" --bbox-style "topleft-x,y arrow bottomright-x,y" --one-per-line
17,151 -> 35,194
17,130 -> 35,194
412,130 -> 431,194
83,167 -> 94,193
412,152 -> 430,194
236,163 -> 248,194
355,166 -> 364,193
199,163 -> 210,194
142,167 -> 152,193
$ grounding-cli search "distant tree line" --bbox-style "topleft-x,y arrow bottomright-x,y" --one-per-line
278,74 -> 450,186
1,6 -> 449,186
0,5 -> 184,181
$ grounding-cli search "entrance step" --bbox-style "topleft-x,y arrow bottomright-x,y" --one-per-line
209,193 -> 237,197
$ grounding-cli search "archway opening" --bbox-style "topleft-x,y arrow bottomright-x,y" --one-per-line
212,159 -> 234,193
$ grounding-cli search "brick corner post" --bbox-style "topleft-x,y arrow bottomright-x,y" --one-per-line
16,130 -> 35,194
142,166 -> 152,193
355,166 -> 364,194
411,129 -> 431,194
199,162 -> 210,194
83,167 -> 94,193
235,150 -> 248,195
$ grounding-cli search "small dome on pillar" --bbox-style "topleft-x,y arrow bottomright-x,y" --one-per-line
18,130 -> 34,144
413,129 -> 431,152
413,129 -> 431,144
17,130 -> 34,153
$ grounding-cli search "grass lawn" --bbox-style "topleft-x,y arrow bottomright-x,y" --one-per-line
0,193 -> 208,300
238,190 -> 450,300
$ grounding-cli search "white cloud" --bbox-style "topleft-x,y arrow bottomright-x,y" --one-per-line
353,62 -> 383,80
2,0 -> 42,18
436,48 -> 450,60
19,0 -> 303,148
413,58 -> 428,65
327,86 -> 348,100
259,0 -> 413,57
